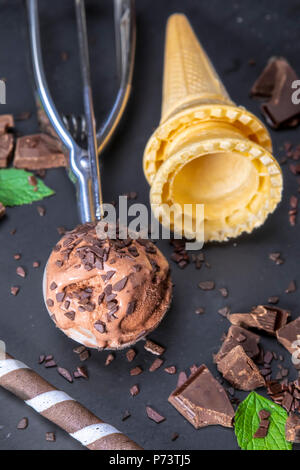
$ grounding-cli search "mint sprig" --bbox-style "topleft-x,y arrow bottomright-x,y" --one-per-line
0,169 -> 54,206
234,392 -> 292,450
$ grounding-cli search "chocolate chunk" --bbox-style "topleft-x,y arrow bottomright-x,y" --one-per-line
164,366 -> 176,375
168,365 -> 234,429
282,392 -> 293,413
126,300 -> 136,316
251,57 -> 300,128
122,410 -> 131,421
285,280 -> 296,293
195,307 -> 205,315
64,311 -> 75,321
94,321 -> 106,334
73,345 -> 86,355
0,114 -> 14,135
149,358 -> 164,372
50,282 -> 57,290
259,409 -> 270,420
112,276 -> 128,292
253,420 -> 270,439
130,366 -> 143,376
0,133 -> 14,167
14,134 -> 66,170
44,360 -> 57,368
75,366 -> 88,379
38,355 -> 45,364
229,305 -> 290,335
16,266 -> 26,278
56,292 -> 65,302
276,317 -> 300,356
146,406 -> 165,424
17,417 -> 28,430
37,205 -> 46,216
268,296 -> 279,305
79,350 -> 90,362
219,288 -> 228,298
98,293 -> 105,305
177,371 -> 188,388
214,326 -> 260,364
144,339 -> 165,356
126,349 -> 136,362
286,413 -> 300,443
46,298 -> 54,307
105,353 -> 115,366
10,286 -> 19,296
198,281 -> 215,291
130,385 -> 140,397
57,367 -> 73,383
217,345 -> 265,391
45,432 -> 56,442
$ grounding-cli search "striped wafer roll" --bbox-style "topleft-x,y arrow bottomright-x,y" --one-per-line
0,353 -> 142,450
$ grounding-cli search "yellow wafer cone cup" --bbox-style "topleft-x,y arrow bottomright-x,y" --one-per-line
143,14 -> 283,243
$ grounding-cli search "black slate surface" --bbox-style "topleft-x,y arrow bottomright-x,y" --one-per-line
0,0 -> 299,450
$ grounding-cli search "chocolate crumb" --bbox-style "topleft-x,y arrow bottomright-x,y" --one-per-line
17,417 -> 28,430
122,410 -> 131,421
164,366 -> 177,375
149,358 -> 164,372
105,353 -> 115,366
16,266 -> 26,278
75,366 -> 88,379
10,286 -> 19,296
126,349 -> 136,362
45,432 -> 56,442
37,205 -> 46,216
198,281 -> 215,291
130,385 -> 140,397
57,367 -> 73,383
146,406 -> 165,424
130,366 -> 143,376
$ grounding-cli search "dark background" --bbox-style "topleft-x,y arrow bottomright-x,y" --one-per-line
0,0 -> 299,450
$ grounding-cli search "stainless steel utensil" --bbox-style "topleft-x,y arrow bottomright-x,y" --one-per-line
27,0 -> 136,223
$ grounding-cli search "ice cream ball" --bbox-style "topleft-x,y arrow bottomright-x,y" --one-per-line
44,223 -> 172,350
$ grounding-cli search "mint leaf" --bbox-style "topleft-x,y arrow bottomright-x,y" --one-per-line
234,391 -> 292,450
0,169 -> 54,206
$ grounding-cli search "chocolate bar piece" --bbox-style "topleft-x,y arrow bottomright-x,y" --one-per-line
168,364 -> 235,429
14,133 -> 66,170
276,317 -> 300,356
214,325 -> 260,364
251,57 -> 300,128
0,133 -> 14,167
217,345 -> 265,391
286,413 -> 300,443
0,114 -> 14,135
229,305 -> 290,336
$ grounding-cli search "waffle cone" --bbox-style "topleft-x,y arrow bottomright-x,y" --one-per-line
143,14 -> 283,243
161,14 -> 233,122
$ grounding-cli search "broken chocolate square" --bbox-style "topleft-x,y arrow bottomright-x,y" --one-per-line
229,305 -> 290,335
217,345 -> 265,391
251,57 -> 300,128
168,364 -> 235,429
214,325 -> 260,364
14,133 -> 66,170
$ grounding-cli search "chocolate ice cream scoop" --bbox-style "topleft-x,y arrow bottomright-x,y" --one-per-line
44,223 -> 172,350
